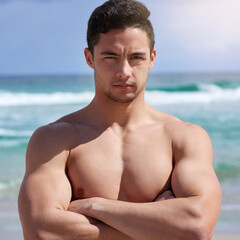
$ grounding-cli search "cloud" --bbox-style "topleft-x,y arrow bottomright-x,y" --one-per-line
149,0 -> 240,54
0,0 -> 239,74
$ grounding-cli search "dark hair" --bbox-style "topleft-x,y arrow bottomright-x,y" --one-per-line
87,0 -> 155,54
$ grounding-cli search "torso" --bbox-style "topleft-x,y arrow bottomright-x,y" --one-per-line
64,110 -> 175,203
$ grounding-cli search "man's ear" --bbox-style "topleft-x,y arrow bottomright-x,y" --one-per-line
148,48 -> 156,70
84,48 -> 94,69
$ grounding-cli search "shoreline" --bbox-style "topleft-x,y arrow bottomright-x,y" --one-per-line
213,234 -> 240,240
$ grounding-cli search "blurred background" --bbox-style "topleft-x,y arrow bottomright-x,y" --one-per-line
0,0 -> 240,239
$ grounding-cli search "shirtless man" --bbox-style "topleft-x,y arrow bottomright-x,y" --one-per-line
18,0 -> 222,239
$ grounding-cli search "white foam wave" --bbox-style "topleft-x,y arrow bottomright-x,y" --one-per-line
0,139 -> 26,147
145,86 -> 240,105
0,128 -> 32,137
0,178 -> 22,192
0,91 -> 94,107
197,83 -> 223,92
0,86 -> 240,107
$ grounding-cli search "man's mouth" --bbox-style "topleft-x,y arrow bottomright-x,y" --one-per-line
113,83 -> 134,90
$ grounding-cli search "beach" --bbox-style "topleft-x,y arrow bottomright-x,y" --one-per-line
213,234 -> 240,240
0,73 -> 240,238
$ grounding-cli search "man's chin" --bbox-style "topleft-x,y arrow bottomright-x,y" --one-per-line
105,92 -> 137,103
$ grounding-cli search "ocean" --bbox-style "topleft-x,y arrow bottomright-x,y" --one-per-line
0,73 -> 240,237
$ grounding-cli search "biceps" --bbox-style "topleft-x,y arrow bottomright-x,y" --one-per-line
171,161 -> 220,199
19,168 -> 72,220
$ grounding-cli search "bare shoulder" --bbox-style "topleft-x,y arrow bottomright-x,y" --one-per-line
153,110 -> 213,164
164,118 -> 211,145
29,121 -> 75,150
26,112 -> 82,172
29,108 -> 85,149
150,108 -> 210,142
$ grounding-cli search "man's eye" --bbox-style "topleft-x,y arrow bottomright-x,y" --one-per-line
104,56 -> 117,59
132,56 -> 144,60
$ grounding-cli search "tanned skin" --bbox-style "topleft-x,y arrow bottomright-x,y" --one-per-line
18,28 -> 221,240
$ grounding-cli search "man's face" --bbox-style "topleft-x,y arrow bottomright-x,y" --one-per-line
85,28 -> 156,103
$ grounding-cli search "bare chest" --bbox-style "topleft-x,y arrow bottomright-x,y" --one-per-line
67,128 -> 173,202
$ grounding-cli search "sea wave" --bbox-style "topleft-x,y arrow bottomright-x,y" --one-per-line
0,178 -> 22,192
0,128 -> 32,137
0,84 -> 240,107
147,84 -> 240,105
146,80 -> 240,92
0,91 -> 94,107
0,139 -> 27,147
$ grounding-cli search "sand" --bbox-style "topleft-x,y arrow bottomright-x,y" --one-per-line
213,234 -> 240,240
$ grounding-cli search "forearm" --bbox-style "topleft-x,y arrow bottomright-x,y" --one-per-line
21,207 -> 133,240
65,206 -> 133,240
74,197 -> 206,240
20,208 -> 101,240
96,221 -> 134,240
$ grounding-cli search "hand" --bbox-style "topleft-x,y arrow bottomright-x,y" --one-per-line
68,198 -> 100,224
68,198 -> 92,213
154,190 -> 175,201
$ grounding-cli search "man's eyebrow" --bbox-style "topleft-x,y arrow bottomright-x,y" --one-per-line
100,51 -> 119,56
131,52 -> 147,56
100,51 -> 147,56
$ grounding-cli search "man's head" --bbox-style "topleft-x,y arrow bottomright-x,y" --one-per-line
87,0 -> 155,55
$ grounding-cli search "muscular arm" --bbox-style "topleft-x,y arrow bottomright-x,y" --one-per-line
18,124 -> 132,240
68,124 -> 222,240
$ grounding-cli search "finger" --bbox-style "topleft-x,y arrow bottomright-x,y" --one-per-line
68,205 -> 77,212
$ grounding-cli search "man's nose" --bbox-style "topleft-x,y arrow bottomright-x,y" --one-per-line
115,60 -> 132,79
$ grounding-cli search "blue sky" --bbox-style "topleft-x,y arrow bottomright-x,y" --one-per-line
0,0 -> 240,75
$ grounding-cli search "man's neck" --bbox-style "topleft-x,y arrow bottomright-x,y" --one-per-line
86,94 -> 152,130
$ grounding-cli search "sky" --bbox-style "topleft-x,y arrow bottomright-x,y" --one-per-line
0,0 -> 240,75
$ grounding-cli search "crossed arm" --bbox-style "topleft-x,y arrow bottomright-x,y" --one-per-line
18,124 -> 222,240
18,125 -> 132,240
68,160 -> 221,240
